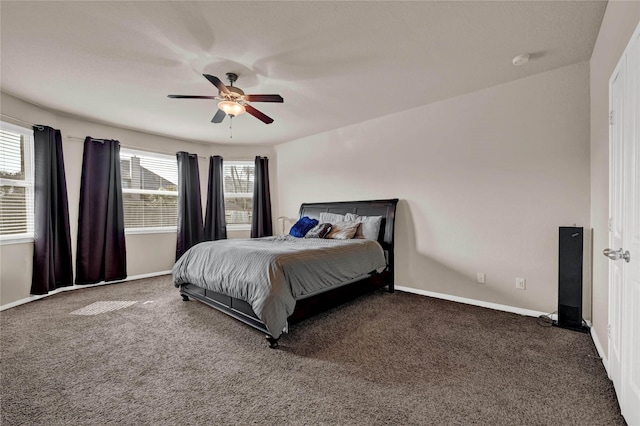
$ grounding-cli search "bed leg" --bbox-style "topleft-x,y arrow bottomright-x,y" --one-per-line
266,336 -> 279,349
388,282 -> 395,293
181,294 -> 190,301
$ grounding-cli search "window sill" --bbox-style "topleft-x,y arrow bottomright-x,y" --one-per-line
125,227 -> 177,235
0,236 -> 34,246
226,224 -> 251,232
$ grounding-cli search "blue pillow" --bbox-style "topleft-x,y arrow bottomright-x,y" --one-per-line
289,216 -> 319,238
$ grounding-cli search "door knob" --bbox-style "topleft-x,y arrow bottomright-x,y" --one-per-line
603,248 -> 631,263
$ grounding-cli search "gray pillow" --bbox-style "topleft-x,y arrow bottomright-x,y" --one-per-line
344,213 -> 383,240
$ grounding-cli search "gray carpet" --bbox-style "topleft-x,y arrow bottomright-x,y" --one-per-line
0,275 -> 624,425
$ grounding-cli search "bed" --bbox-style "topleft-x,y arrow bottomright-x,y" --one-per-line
174,198 -> 398,348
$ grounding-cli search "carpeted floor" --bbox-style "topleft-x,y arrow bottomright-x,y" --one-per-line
0,275 -> 625,425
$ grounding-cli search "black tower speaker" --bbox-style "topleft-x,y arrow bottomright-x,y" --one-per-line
553,227 -> 589,333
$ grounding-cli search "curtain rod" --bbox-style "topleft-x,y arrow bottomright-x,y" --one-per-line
66,135 -> 209,160
0,113 -> 44,130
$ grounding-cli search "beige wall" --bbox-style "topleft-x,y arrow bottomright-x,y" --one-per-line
275,62 -> 591,315
0,92 -> 273,306
590,4 -> 640,357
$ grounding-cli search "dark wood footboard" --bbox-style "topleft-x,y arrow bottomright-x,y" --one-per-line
179,268 -> 393,335
180,270 -> 392,348
180,283 -> 271,335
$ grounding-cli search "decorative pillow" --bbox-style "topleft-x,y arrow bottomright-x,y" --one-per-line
325,221 -> 360,240
305,223 -> 333,239
289,216 -> 319,238
319,212 -> 345,224
344,213 -> 383,240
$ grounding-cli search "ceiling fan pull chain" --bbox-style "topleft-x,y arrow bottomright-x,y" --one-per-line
229,116 -> 233,139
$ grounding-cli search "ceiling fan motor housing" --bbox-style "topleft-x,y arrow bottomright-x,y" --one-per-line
223,72 -> 245,99
224,86 -> 245,98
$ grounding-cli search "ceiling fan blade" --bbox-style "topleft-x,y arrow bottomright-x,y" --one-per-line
168,95 -> 218,99
245,104 -> 274,124
211,109 -> 226,123
245,94 -> 284,103
203,74 -> 230,94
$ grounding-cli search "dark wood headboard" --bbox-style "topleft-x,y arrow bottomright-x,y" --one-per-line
298,199 -> 399,270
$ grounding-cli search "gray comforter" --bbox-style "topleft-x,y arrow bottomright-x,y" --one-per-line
172,236 -> 386,338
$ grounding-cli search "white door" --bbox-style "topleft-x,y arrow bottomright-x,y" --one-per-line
608,23 -> 640,426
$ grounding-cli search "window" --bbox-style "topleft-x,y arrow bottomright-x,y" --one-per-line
224,161 -> 254,230
0,122 -> 34,242
120,148 -> 178,233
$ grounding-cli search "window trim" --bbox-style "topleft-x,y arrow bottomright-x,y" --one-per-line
120,147 -> 178,234
227,223 -> 251,232
0,121 -> 35,244
125,227 -> 178,236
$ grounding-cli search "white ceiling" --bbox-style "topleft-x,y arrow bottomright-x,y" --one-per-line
0,1 -> 607,146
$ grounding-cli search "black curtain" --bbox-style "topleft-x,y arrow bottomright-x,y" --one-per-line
251,156 -> 272,238
76,137 -> 127,284
31,126 -> 73,295
176,151 -> 204,260
204,155 -> 227,241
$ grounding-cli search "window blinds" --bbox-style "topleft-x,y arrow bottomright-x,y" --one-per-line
0,124 -> 34,237
120,148 -> 178,230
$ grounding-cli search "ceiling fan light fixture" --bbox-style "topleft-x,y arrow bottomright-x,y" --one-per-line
218,100 -> 246,117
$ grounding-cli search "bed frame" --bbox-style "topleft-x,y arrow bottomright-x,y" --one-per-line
179,198 -> 399,348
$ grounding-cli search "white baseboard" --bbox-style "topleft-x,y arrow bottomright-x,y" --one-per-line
0,270 -> 172,311
395,286 -> 552,318
590,326 -> 609,376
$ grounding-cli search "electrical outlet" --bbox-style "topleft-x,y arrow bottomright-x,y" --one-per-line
516,277 -> 526,290
476,273 -> 485,284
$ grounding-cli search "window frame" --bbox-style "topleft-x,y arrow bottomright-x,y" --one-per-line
224,160 -> 254,231
120,147 -> 178,235
0,121 -> 35,245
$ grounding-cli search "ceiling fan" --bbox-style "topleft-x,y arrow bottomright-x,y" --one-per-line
168,73 -> 283,124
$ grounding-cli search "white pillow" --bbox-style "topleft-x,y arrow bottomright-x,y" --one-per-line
319,212 -> 345,224
344,213 -> 383,240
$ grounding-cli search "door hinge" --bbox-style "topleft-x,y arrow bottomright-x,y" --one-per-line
607,324 -> 612,338
608,217 -> 613,231
609,110 -> 614,125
